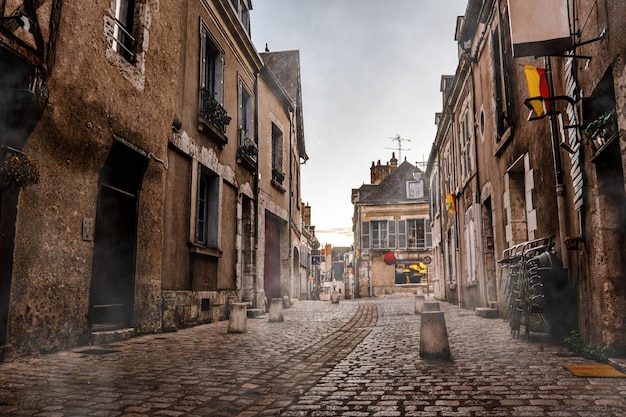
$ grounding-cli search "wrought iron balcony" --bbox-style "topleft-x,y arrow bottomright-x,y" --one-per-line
199,89 -> 231,134
239,132 -> 258,163
272,168 -> 285,185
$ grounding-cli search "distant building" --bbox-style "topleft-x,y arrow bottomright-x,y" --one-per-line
352,154 -> 432,297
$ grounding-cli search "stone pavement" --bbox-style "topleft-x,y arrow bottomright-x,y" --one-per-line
0,295 -> 625,416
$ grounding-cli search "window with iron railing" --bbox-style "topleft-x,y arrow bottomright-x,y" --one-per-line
199,24 -> 229,134
238,80 -> 255,161
112,0 -> 137,62
271,123 -> 285,185
239,130 -> 258,163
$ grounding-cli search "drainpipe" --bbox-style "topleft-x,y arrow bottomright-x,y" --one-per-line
468,53 -> 489,307
253,71 -> 260,308
448,108 -> 462,307
288,105 -> 294,299
544,56 -> 569,267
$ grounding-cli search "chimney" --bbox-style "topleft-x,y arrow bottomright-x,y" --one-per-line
303,203 -> 311,227
390,152 -> 398,173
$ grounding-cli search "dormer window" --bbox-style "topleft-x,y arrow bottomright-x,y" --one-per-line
406,180 -> 424,199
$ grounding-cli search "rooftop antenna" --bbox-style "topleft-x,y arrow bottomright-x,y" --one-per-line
385,134 -> 411,161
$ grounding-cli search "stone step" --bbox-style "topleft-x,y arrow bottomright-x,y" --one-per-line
91,328 -> 135,345
475,307 -> 499,319
246,308 -> 264,318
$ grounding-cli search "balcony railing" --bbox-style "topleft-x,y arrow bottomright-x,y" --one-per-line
200,89 -> 231,134
239,132 -> 258,163
112,18 -> 136,62
272,168 -> 285,185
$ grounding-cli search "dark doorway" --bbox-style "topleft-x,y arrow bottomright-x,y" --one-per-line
264,214 -> 282,300
89,140 -> 147,331
0,187 -> 18,347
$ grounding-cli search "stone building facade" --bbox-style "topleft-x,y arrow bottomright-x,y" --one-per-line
352,155 -> 432,297
427,0 -> 626,353
0,0 -> 309,357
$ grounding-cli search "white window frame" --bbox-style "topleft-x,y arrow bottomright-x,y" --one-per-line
406,180 -> 424,199
398,219 -> 432,249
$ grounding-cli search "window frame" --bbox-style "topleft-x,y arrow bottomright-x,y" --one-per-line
459,109 -> 473,181
112,0 -> 137,62
196,165 -> 219,248
398,219 -> 432,249
200,23 -> 224,105
271,123 -> 285,184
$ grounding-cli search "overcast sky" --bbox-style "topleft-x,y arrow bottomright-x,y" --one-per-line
251,0 -> 469,247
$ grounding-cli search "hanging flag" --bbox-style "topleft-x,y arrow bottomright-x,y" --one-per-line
524,65 -> 551,117
446,194 -> 456,215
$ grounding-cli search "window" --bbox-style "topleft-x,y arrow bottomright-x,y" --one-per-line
430,168 -> 440,217
407,180 -> 424,199
361,220 -> 395,250
459,110 -> 473,181
464,207 -> 477,283
371,221 -> 388,249
271,123 -> 285,184
199,24 -> 228,134
230,0 -> 251,34
238,81 -> 257,162
196,167 -> 219,247
239,82 -> 254,138
398,219 -> 431,249
361,221 -> 370,250
492,17 -> 512,141
113,0 -> 137,62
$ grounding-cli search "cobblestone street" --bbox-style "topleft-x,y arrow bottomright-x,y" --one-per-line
0,295 -> 625,416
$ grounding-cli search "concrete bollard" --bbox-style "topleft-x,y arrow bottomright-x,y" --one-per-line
423,301 -> 440,312
227,303 -> 248,333
416,286 -> 424,297
268,298 -> 284,322
419,311 -> 451,359
414,294 -> 425,314
331,292 -> 340,304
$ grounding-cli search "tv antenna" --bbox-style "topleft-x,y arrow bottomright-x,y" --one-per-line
385,134 -> 411,161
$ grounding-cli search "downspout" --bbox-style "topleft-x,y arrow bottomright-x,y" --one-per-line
544,56 -> 569,267
469,49 -> 489,307
288,104 -> 294,299
449,109 -> 462,307
436,147 -> 445,297
253,71 -> 260,308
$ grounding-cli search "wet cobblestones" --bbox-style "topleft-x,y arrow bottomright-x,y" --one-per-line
0,295 -> 625,416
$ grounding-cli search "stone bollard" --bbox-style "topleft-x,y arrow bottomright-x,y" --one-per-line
414,294 -> 425,314
282,295 -> 291,309
423,301 -> 440,312
227,303 -> 248,333
419,311 -> 451,359
416,286 -> 424,297
268,298 -> 284,322
331,292 -> 340,304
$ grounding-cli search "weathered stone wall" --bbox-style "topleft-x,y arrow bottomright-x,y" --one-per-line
6,0 -> 179,355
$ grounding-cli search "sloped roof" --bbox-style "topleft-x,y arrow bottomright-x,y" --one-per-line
260,50 -> 307,160
360,161 -> 426,204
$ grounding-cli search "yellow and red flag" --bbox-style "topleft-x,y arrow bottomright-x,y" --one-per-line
524,65 -> 550,117
446,194 -> 456,215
